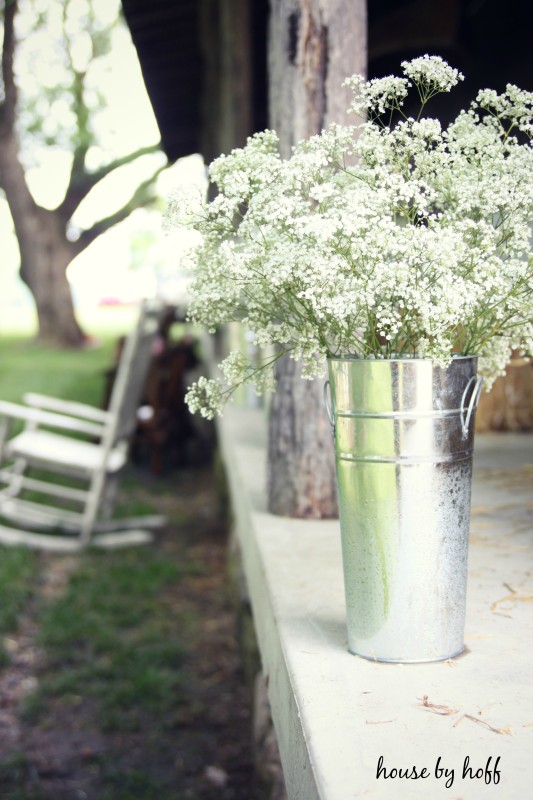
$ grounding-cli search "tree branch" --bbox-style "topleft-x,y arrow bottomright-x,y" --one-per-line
73,163 -> 167,254
58,142 -> 163,219
68,69 -> 91,173
0,0 -> 36,218
0,0 -> 18,133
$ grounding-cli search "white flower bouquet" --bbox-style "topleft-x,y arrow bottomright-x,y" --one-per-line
169,56 -> 533,418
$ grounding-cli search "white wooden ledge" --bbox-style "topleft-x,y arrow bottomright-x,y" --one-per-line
218,407 -> 533,800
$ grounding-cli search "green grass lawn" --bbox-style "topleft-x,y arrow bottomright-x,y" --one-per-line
0,329 -> 120,663
24,547 -> 198,733
0,547 -> 39,668
0,304 -> 137,406
0,324 -> 226,799
0,337 -> 113,406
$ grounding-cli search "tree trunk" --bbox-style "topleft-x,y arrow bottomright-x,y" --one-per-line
20,210 -> 85,347
0,132 -> 85,347
266,0 -> 367,518
2,1 -> 164,349
268,357 -> 338,518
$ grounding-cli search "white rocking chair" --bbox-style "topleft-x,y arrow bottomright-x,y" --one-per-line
0,300 -> 166,551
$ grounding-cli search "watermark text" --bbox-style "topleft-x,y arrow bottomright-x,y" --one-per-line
376,755 -> 501,788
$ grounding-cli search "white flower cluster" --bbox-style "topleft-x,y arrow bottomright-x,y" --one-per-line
402,55 -> 464,94
167,56 -> 533,417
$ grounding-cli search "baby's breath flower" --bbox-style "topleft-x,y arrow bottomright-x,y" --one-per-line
169,57 -> 533,416
401,55 -> 464,93
361,75 -> 410,116
185,377 -> 224,419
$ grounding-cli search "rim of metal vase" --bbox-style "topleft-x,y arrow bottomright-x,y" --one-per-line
327,354 -> 478,364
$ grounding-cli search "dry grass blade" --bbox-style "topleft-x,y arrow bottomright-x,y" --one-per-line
491,584 -> 533,612
419,696 -> 512,735
462,714 -> 512,735
419,695 -> 458,715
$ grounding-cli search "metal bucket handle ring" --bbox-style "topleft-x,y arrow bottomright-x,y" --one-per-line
460,375 -> 484,440
323,380 -> 335,434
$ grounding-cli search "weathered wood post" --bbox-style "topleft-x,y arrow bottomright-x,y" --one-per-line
267,0 -> 367,517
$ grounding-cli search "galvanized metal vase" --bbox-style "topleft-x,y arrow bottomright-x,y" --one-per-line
325,356 -> 483,663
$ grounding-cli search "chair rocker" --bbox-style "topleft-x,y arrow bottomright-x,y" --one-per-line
0,300 -> 166,551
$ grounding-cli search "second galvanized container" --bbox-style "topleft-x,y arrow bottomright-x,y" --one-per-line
326,356 -> 483,663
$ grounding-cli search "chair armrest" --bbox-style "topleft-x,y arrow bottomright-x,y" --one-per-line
23,393 -> 110,423
0,400 -> 106,437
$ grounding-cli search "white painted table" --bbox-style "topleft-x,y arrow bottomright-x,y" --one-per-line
218,408 -> 533,800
